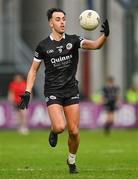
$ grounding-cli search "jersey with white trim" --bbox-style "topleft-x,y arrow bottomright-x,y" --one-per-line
34,34 -> 84,96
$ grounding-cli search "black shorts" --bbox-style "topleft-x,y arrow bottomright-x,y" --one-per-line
104,103 -> 117,112
45,91 -> 80,107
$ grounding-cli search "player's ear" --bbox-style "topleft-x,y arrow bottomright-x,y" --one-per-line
49,19 -> 53,28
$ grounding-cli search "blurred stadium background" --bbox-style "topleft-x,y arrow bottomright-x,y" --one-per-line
0,0 -> 138,178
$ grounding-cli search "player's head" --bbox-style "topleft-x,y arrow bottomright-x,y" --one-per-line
46,8 -> 66,34
106,76 -> 115,87
13,73 -> 24,82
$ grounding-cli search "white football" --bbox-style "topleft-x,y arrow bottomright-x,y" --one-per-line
79,10 -> 100,31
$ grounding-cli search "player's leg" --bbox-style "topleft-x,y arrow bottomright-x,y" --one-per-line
64,104 -> 80,154
48,104 -> 66,147
20,109 -> 29,134
17,109 -> 29,135
63,104 -> 80,173
107,111 -> 114,123
104,111 -> 114,134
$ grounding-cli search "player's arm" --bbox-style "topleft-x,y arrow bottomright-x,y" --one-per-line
82,34 -> 107,50
25,61 -> 41,93
81,19 -> 110,50
18,61 -> 41,109
8,90 -> 14,103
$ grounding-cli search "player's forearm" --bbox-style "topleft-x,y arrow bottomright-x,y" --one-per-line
82,34 -> 107,50
93,34 -> 107,49
8,92 -> 14,103
83,19 -> 109,50
25,69 -> 37,93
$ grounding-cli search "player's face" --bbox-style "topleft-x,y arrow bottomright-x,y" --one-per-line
49,12 -> 66,34
14,75 -> 23,82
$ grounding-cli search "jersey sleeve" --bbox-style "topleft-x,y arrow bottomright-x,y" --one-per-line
33,43 -> 44,62
74,35 -> 84,49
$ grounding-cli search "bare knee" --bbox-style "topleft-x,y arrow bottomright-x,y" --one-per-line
68,127 -> 79,138
53,124 -> 65,134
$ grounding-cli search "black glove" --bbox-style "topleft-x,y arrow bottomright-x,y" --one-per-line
100,19 -> 110,37
18,91 -> 31,109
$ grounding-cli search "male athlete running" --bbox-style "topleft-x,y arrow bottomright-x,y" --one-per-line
18,8 -> 110,173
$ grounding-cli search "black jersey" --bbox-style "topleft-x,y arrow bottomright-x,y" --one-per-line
34,34 -> 84,97
102,86 -> 120,105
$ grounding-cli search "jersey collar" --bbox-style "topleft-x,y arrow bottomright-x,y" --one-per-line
50,34 -> 65,41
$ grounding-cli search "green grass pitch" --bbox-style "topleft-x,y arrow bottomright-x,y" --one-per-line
0,129 -> 138,179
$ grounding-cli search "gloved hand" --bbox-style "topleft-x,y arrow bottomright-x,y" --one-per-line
100,19 -> 110,37
18,91 -> 31,109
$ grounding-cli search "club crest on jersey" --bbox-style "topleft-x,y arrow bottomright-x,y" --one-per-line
66,43 -> 73,50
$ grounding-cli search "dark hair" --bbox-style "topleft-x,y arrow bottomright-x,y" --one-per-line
46,8 -> 66,21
